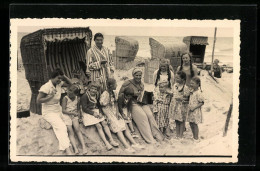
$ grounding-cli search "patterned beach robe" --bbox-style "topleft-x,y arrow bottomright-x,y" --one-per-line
153,91 -> 172,129
86,44 -> 114,92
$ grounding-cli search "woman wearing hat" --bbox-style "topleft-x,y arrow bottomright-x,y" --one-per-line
119,68 -> 164,144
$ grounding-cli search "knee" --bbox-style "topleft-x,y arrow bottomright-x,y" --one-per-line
95,123 -> 102,130
101,121 -> 108,127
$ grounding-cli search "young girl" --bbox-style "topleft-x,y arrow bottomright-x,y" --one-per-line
100,78 -> 144,153
117,87 -> 138,138
80,81 -> 119,150
153,58 -> 175,90
169,71 -> 189,139
187,76 -> 204,142
61,85 -> 88,154
153,81 -> 172,137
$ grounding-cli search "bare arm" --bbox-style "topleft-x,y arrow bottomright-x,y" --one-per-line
190,102 -> 204,112
37,92 -> 54,104
61,97 -> 78,116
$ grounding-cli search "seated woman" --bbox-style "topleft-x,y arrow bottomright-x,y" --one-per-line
80,81 -> 119,150
37,68 -> 73,155
119,67 -> 164,144
100,78 -> 144,153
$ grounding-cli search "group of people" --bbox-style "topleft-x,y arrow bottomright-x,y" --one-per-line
37,33 -> 205,155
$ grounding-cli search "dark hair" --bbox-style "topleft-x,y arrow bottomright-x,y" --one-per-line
191,76 -> 202,92
176,71 -> 186,81
107,78 -> 116,90
50,68 -> 64,79
179,53 -> 194,78
123,87 -> 134,112
123,87 -> 134,96
68,84 -> 79,95
155,65 -> 171,88
94,33 -> 104,41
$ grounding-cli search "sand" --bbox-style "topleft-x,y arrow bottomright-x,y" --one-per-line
16,67 -> 233,156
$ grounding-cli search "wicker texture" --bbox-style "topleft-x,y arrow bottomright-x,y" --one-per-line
115,36 -> 139,58
20,27 -> 92,114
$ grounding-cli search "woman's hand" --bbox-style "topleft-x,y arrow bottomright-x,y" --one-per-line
93,112 -> 100,118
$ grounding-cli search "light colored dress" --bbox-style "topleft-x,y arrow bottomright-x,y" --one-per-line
39,80 -> 70,150
187,90 -> 204,124
100,91 -> 126,133
80,91 -> 105,126
62,96 -> 79,126
153,91 -> 171,129
169,83 -> 190,124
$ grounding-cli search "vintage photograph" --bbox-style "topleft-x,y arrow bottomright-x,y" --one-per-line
10,19 -> 240,163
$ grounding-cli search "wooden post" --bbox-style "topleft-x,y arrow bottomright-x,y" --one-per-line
211,27 -> 217,74
223,102 -> 233,137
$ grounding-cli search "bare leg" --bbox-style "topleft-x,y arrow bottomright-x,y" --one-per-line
128,122 -> 135,133
175,120 -> 180,138
123,125 -> 137,145
179,121 -> 185,138
67,126 -> 79,154
193,123 -> 199,140
101,120 -> 119,147
95,123 -> 112,150
189,122 -> 195,139
72,119 -> 87,154
117,131 -> 130,148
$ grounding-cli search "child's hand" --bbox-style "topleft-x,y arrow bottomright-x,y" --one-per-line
93,112 -> 100,118
78,118 -> 83,123
189,107 -> 195,112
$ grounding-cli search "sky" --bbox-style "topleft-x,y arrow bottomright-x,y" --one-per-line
18,26 -> 233,38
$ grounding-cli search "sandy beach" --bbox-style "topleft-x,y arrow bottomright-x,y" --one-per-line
16,66 -> 233,156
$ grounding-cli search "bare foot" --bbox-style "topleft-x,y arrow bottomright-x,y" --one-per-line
106,143 -> 113,151
109,140 -> 119,147
82,148 -> 88,155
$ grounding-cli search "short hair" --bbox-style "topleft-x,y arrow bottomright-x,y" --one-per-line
50,68 -> 64,79
68,84 -> 79,95
124,87 -> 134,96
94,33 -> 104,41
176,71 -> 186,81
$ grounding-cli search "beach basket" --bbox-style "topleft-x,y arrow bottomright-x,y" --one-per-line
183,36 -> 209,64
149,37 -> 188,71
144,58 -> 160,84
20,27 -> 92,114
114,36 -> 139,70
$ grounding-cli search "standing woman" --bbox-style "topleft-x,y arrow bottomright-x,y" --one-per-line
37,68 -> 73,155
177,53 -> 198,87
119,68 -> 164,144
153,58 -> 175,90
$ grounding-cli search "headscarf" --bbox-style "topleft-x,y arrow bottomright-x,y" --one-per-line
132,67 -> 143,76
